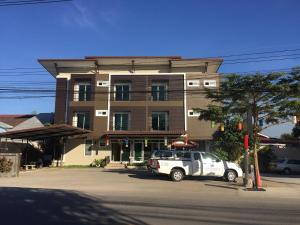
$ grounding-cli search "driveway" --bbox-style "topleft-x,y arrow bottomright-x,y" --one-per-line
1,168 -> 300,225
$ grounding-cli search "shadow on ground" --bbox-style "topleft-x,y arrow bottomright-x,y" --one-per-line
104,168 -> 228,182
0,187 -> 148,225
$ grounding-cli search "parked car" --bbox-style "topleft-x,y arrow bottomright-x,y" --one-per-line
268,159 -> 300,175
149,150 -> 243,182
146,150 -> 175,170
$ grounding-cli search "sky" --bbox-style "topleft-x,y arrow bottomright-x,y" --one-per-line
0,0 -> 299,137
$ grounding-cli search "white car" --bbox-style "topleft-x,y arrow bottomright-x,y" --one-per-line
269,159 -> 300,175
150,151 -> 243,182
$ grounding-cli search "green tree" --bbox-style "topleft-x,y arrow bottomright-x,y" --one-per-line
212,119 -> 247,162
197,72 -> 288,179
292,123 -> 300,139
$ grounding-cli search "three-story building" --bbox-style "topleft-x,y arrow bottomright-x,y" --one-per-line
39,56 -> 223,165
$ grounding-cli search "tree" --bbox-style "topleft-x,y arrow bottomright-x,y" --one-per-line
196,72 -> 288,187
276,67 -> 300,139
292,123 -> 300,139
211,119 -> 247,162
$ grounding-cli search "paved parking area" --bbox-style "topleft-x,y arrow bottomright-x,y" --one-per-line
1,168 -> 300,225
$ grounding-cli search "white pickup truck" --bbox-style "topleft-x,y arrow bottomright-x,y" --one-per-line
150,151 -> 243,182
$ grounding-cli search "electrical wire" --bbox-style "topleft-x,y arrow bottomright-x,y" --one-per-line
0,0 -> 72,7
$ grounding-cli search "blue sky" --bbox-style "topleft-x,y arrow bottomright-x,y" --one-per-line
0,0 -> 299,136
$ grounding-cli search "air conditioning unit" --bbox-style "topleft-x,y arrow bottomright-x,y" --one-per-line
97,80 -> 109,87
187,80 -> 200,87
95,110 -> 108,117
203,80 -> 217,87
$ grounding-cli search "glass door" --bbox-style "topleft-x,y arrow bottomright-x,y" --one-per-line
134,142 -> 143,161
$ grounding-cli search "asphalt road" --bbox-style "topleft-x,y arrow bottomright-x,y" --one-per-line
262,173 -> 300,185
1,168 -> 300,225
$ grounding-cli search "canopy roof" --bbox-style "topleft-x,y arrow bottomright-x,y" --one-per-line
0,124 -> 91,141
38,56 -> 223,77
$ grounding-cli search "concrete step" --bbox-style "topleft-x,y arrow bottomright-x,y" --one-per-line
105,162 -> 125,169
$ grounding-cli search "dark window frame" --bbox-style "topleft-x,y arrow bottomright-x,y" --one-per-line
152,111 -> 169,131
85,139 -> 93,156
151,82 -> 168,101
115,83 -> 130,101
74,111 -> 90,130
114,112 -> 130,130
74,82 -> 92,101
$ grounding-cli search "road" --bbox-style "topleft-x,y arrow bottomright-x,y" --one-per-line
0,168 -> 300,225
262,173 -> 300,185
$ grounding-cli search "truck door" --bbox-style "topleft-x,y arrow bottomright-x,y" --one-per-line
201,152 -> 224,176
191,152 -> 202,176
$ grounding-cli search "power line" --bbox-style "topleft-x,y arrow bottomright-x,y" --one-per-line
1,47 -> 300,71
0,0 -> 72,7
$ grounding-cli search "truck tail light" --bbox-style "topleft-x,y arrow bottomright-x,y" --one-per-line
156,160 -> 160,169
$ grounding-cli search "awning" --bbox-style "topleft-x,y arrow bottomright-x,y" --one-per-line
171,140 -> 199,148
104,130 -> 185,138
0,124 -> 91,141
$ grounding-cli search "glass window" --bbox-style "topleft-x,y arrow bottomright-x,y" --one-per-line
74,83 -> 91,101
152,83 -> 167,101
194,152 -> 201,160
115,84 -> 130,101
152,112 -> 168,131
201,152 -> 219,162
175,151 -> 191,160
73,112 -> 90,130
114,113 -> 129,130
99,139 -> 106,147
154,150 -> 173,158
85,140 -> 93,156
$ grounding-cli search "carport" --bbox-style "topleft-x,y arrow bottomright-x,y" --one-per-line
0,124 -> 91,166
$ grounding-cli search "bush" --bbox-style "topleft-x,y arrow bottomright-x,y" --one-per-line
90,157 -> 109,168
90,159 -> 103,168
0,157 -> 13,173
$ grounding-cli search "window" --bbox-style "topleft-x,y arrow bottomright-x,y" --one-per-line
154,150 -> 173,158
175,151 -> 191,160
203,80 -> 217,88
187,80 -> 200,87
115,83 -> 130,101
99,139 -> 106,147
188,110 -> 201,117
287,160 -> 300,165
201,152 -> 219,162
194,152 -> 201,160
73,112 -> 90,130
152,112 -> 168,131
85,140 -> 93,156
151,82 -> 167,101
114,112 -> 129,130
74,82 -> 91,101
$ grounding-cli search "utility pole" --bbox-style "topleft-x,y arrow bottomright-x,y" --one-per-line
243,108 -> 253,187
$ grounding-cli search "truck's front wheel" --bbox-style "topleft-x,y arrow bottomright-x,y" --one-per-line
225,170 -> 237,182
171,169 -> 184,182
